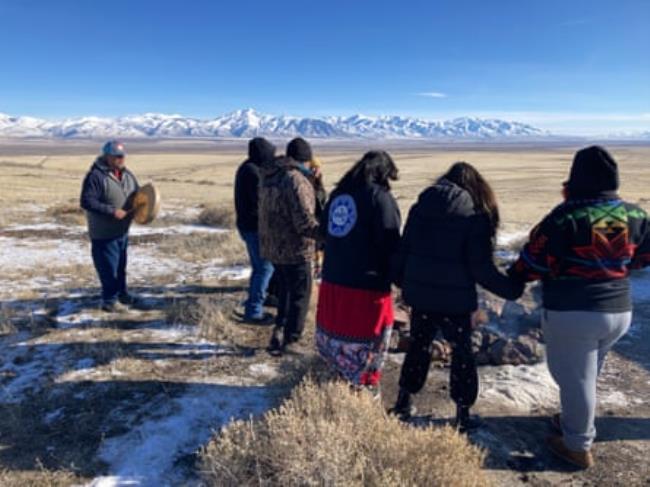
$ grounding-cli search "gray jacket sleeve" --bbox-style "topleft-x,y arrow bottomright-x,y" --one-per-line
80,171 -> 114,216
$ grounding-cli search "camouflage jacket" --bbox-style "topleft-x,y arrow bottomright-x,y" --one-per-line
259,157 -> 320,264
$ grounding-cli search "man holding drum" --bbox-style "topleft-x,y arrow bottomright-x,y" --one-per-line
80,140 -> 140,312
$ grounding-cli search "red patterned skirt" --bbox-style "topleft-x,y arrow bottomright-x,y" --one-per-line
315,281 -> 394,386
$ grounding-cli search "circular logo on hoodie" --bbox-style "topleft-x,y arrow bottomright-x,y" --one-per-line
328,194 -> 357,237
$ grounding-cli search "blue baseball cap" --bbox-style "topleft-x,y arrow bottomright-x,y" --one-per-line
102,140 -> 126,157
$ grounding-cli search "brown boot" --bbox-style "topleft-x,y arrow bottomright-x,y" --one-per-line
546,435 -> 594,469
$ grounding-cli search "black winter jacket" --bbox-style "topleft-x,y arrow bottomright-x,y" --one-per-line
321,182 -> 401,292
394,179 -> 523,314
234,138 -> 276,232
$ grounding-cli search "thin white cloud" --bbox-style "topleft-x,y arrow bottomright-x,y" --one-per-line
415,92 -> 447,98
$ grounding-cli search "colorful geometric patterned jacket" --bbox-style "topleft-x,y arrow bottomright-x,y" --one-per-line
509,197 -> 650,312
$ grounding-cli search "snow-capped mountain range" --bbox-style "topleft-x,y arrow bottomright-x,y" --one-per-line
1,109 -> 552,140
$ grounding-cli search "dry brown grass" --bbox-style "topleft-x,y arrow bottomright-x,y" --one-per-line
3,264 -> 96,293
0,302 -> 58,337
167,295 -> 241,343
198,204 -> 236,228
196,295 -> 240,343
46,202 -> 85,226
157,230 -> 247,265
1,143 -> 648,228
200,378 -> 489,487
0,467 -> 83,487
0,305 -> 18,336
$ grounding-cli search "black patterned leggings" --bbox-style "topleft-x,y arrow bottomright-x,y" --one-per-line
398,310 -> 478,408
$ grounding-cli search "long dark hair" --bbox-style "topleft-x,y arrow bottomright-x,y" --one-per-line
337,150 -> 399,192
440,162 -> 500,237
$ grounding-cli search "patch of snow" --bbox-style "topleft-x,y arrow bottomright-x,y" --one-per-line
599,390 -> 631,408
248,362 -> 279,379
129,224 -> 226,237
3,222 -> 82,234
87,380 -> 271,486
199,264 -> 250,282
0,236 -> 88,270
497,230 -> 528,249
57,311 -> 98,329
0,233 -> 249,295
0,337 -> 68,403
495,230 -> 528,263
479,362 -> 559,412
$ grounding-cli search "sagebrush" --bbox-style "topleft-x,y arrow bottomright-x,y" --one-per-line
200,378 -> 490,487
198,204 -> 236,228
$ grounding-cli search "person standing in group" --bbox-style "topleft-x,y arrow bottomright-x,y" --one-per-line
80,140 -> 140,312
307,155 -> 328,278
315,151 -> 401,394
508,146 -> 650,469
258,138 -> 320,355
234,137 -> 277,324
391,162 -> 524,431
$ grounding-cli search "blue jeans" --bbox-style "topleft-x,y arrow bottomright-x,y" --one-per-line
239,230 -> 274,319
91,235 -> 129,304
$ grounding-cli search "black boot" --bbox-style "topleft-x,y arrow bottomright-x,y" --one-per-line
267,326 -> 283,356
389,388 -> 416,421
454,405 -> 482,433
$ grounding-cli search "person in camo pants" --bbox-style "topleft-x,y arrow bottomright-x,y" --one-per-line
80,140 -> 140,313
509,145 -> 650,469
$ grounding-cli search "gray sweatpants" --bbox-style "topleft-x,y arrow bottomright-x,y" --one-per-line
542,309 -> 632,451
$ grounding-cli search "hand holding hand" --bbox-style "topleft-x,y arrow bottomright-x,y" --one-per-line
471,309 -> 488,329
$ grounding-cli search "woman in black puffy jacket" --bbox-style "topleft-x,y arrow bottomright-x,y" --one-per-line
391,162 -> 523,431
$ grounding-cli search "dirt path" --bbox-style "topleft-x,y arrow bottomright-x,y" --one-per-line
380,275 -> 650,486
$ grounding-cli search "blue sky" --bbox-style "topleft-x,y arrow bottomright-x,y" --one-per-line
0,0 -> 648,134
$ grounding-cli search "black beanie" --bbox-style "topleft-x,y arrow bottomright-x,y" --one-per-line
248,137 -> 276,165
567,145 -> 619,198
286,137 -> 312,162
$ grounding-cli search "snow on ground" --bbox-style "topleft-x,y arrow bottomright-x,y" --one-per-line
1,216 -> 647,484
88,380 -> 270,487
0,235 -> 88,270
479,363 -> 559,412
0,220 -> 250,297
0,331 -> 70,403
3,222 -> 81,234
496,229 -> 527,249
1,270 -> 278,485
130,224 -> 225,237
